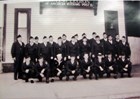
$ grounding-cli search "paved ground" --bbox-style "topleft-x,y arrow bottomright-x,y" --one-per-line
0,73 -> 140,99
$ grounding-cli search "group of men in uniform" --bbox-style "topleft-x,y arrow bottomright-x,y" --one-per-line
11,32 -> 132,83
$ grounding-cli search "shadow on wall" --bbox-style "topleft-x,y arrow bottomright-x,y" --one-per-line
128,37 -> 140,65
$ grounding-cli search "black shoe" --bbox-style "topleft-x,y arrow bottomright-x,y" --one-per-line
59,76 -> 63,81
114,75 -> 117,79
89,76 -> 93,80
128,74 -> 132,78
121,74 -> 124,78
30,80 -> 34,83
46,80 -> 49,83
83,75 -> 87,79
14,78 -> 18,80
51,79 -> 54,82
39,79 -> 42,82
95,76 -> 98,80
73,77 -> 77,81
107,74 -> 110,78
66,77 -> 69,81
25,79 -> 28,82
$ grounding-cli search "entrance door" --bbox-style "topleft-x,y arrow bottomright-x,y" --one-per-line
14,8 -> 31,44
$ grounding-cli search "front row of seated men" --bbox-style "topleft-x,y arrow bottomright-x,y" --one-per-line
22,52 -> 132,83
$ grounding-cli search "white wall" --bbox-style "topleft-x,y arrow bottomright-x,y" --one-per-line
5,0 -> 126,62
128,37 -> 140,65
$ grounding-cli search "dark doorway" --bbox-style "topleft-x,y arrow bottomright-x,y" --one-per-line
104,11 -> 119,38
14,8 -> 31,44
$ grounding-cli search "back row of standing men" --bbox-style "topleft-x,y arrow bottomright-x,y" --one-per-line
11,32 -> 132,83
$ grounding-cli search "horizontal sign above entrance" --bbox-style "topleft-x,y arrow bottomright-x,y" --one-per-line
40,1 -> 98,15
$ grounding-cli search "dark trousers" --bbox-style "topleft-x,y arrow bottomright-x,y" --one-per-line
66,69 -> 80,80
14,57 -> 23,80
119,64 -> 132,77
24,70 -> 35,81
37,69 -> 50,81
105,65 -> 118,77
96,66 -> 105,78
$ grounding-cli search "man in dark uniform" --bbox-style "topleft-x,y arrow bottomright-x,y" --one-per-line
79,37 -> 90,59
79,33 -> 87,45
62,34 -> 69,61
34,36 -> 40,62
35,56 -> 50,83
80,53 -> 98,80
106,35 -> 115,57
51,54 -> 66,81
91,35 -> 104,61
25,36 -> 36,63
66,55 -> 80,81
118,54 -> 132,78
94,53 -> 105,78
56,37 -> 64,57
22,56 -> 36,82
119,36 -> 131,59
11,35 -> 25,80
114,34 -> 121,60
104,53 -> 118,79
89,32 -> 97,46
101,32 -> 108,57
38,36 -> 50,62
68,36 -> 80,60
48,35 -> 57,77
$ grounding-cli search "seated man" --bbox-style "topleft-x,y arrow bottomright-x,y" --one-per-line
51,54 -> 66,81
22,56 -> 36,83
104,53 -> 118,79
94,53 -> 105,78
80,53 -> 98,80
66,55 -> 80,81
118,54 -> 132,78
35,56 -> 50,83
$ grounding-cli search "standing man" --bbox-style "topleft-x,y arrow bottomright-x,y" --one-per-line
34,36 -> 40,62
114,34 -> 121,60
106,35 -> 115,57
101,32 -> 108,57
62,34 -> 69,61
80,37 -> 90,59
91,35 -> 103,61
48,35 -> 57,77
119,36 -> 131,59
68,36 -> 80,60
39,36 -> 50,63
25,36 -> 36,63
11,35 -> 25,80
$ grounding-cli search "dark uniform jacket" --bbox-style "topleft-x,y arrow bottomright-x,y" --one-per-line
68,42 -> 79,57
11,41 -> 25,59
34,43 -> 40,60
22,62 -> 35,74
91,41 -> 104,56
80,42 -> 90,56
49,42 -> 57,59
118,58 -> 131,68
104,57 -> 116,67
25,43 -> 36,62
119,42 -> 131,58
80,59 -> 92,70
62,40 -> 69,58
66,60 -> 79,71
114,40 -> 121,57
35,62 -> 50,74
94,58 -> 105,69
106,40 -> 115,56
39,43 -> 51,61
101,39 -> 108,55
